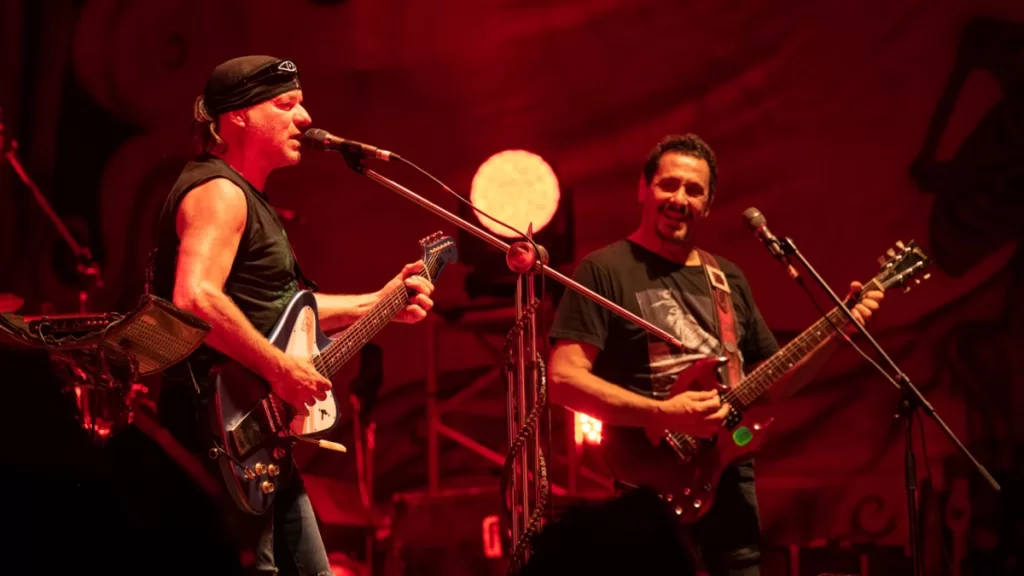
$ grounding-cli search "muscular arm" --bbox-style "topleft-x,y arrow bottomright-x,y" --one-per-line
172,179 -> 289,381
549,340 -> 726,437
314,260 -> 434,332
313,293 -> 380,332
548,340 -> 665,427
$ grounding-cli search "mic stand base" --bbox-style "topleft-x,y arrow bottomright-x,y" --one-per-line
777,236 -> 999,576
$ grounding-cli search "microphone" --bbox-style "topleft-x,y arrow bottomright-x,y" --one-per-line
301,128 -> 400,162
742,207 -> 799,279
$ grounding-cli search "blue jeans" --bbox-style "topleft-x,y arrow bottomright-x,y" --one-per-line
223,471 -> 334,576
156,375 -> 333,576
681,461 -> 761,576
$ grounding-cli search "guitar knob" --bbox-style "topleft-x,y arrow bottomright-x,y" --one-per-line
273,447 -> 287,460
254,463 -> 267,475
703,483 -> 712,492
682,488 -> 691,496
267,464 -> 280,477
665,493 -> 673,502
261,481 -> 275,494
674,505 -> 683,516
693,499 -> 702,508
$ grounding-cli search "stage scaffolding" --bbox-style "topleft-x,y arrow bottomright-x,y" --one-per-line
423,300 -> 613,497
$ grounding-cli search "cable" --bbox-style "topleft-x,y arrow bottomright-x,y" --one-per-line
498,299 -> 550,575
792,275 -> 904,393
390,149 -> 552,573
397,156 -> 546,269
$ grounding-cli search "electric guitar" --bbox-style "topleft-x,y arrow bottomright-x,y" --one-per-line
207,232 -> 457,515
600,240 -> 931,524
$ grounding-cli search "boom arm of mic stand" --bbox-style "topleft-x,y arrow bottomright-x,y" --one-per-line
353,165 -> 685,349
777,236 -> 998,493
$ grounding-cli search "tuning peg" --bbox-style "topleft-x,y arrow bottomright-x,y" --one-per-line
895,241 -> 905,250
878,255 -> 888,266
903,286 -> 912,293
886,248 -> 897,258
923,273 -> 931,281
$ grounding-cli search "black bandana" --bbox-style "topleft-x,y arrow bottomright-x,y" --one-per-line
202,55 -> 301,117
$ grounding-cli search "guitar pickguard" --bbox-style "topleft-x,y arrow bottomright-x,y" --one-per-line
282,305 -> 338,436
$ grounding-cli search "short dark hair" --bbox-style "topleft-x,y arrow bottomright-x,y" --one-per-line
642,134 -> 718,200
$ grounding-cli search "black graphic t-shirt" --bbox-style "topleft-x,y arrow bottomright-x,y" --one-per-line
549,239 -> 780,399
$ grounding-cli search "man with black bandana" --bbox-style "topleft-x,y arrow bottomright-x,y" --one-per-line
151,55 -> 435,576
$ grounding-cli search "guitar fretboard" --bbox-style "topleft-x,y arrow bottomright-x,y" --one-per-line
666,293 -> 860,451
726,306 -> 851,408
311,258 -> 438,379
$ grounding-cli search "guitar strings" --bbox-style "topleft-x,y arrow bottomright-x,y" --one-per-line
665,289 -> 864,450
312,251 -> 441,377
316,251 -> 439,374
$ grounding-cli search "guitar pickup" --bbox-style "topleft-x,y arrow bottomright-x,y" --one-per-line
664,434 -> 695,463
230,399 -> 281,457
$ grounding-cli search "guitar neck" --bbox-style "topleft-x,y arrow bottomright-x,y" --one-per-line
730,299 -> 858,408
315,270 -> 427,378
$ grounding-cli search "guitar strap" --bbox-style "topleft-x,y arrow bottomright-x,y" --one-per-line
268,211 -> 319,293
291,255 -> 318,292
695,248 -> 742,388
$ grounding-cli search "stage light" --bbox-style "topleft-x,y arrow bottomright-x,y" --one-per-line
574,412 -> 602,446
458,149 -> 574,300
470,150 -> 560,238
481,514 -> 503,559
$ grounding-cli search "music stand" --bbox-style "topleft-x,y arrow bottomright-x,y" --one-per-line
25,294 -> 211,439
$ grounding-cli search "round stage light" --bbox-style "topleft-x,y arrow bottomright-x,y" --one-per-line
469,150 -> 560,239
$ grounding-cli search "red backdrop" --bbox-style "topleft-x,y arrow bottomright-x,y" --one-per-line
3,0 -> 1022,571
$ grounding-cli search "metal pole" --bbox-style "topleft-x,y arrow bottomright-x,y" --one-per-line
515,275 -> 530,553
507,277 -> 522,548
426,315 -> 439,495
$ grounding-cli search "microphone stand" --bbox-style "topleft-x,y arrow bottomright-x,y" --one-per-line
1,108 -> 104,313
338,152 -> 684,572
776,236 -> 999,576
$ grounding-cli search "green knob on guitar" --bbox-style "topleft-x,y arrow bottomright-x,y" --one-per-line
732,426 -> 753,447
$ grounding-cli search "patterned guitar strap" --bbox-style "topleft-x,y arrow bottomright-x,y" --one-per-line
695,249 -> 742,388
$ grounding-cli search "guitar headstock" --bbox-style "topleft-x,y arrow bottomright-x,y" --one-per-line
419,231 -> 458,281
873,240 -> 931,293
